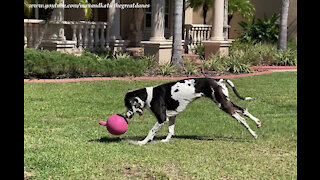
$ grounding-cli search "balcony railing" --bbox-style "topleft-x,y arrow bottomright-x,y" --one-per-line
24,19 -> 109,52
184,24 -> 212,54
24,19 -> 46,48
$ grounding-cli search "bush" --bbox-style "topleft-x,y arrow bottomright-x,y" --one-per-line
274,49 -> 297,66
183,59 -> 198,75
202,40 -> 297,74
158,63 -> 178,76
24,49 -> 153,79
193,44 -> 205,60
203,52 -> 253,74
238,13 -> 280,43
229,40 -> 297,66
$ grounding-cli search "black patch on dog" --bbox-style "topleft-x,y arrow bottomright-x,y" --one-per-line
174,89 -> 179,92
124,88 -> 147,110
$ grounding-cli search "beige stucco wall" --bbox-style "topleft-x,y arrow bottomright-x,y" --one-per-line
61,0 -> 296,45
187,0 -> 297,42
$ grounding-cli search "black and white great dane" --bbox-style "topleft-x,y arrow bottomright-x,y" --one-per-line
124,78 -> 261,145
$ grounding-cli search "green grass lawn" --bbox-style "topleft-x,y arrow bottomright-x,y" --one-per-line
24,72 -> 297,179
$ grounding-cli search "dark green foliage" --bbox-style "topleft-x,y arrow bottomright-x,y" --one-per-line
24,49 -> 152,79
194,44 -> 205,60
238,13 -> 280,43
202,40 -> 297,74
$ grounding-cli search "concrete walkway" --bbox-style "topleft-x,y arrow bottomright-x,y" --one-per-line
24,66 -> 296,83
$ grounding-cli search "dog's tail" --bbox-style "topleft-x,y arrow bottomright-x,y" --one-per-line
223,79 -> 252,100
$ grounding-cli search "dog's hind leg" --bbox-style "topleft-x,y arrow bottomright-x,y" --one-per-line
231,113 -> 258,139
231,102 -> 261,128
242,108 -> 261,128
161,116 -> 176,143
218,99 -> 258,139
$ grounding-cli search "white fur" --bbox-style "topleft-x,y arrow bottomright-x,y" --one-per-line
161,124 -> 175,142
217,80 -> 229,100
138,122 -> 163,145
226,79 -> 235,87
145,87 -> 153,108
170,79 -> 204,115
232,113 -> 257,139
243,109 -> 261,128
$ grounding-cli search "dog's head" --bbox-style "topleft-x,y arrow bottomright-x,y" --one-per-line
124,89 -> 146,119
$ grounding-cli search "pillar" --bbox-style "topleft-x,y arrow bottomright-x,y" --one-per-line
202,0 -> 232,59
108,0 -> 121,40
141,0 -> 172,65
107,0 -> 129,53
150,0 -> 166,41
40,0 -> 76,53
211,0 -> 224,41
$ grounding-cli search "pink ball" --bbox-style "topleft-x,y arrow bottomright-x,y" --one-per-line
105,114 -> 128,135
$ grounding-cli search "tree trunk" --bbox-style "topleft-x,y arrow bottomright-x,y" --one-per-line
278,0 -> 290,51
171,0 -> 184,69
203,4 -> 208,24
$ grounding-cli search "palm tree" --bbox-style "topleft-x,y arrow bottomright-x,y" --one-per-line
186,0 -> 212,24
228,0 -> 255,23
278,0 -> 290,50
171,0 -> 184,69
186,0 -> 255,25
73,0 -> 95,20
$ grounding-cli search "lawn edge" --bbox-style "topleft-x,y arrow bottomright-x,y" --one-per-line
24,66 -> 297,83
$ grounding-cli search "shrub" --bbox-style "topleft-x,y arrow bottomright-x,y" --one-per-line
183,59 -> 198,75
158,63 -> 178,76
224,56 -> 253,74
274,49 -> 297,66
228,40 -> 297,66
202,54 -> 253,74
24,49 -> 152,78
201,55 -> 227,72
193,44 -> 205,60
238,13 -> 280,43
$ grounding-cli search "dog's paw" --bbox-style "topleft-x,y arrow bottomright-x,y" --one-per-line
137,141 -> 147,146
257,120 -> 262,128
257,123 -> 262,128
253,133 -> 258,139
161,139 -> 170,143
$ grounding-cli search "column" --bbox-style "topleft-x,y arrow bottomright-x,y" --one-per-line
202,0 -> 232,59
210,0 -> 224,41
169,0 -> 174,39
150,0 -> 166,41
49,0 -> 66,41
108,0 -> 121,40
40,0 -> 76,53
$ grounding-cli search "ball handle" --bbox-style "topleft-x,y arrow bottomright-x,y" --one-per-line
98,121 -> 107,126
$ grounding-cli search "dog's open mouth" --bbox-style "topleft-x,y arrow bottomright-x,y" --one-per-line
136,109 -> 143,116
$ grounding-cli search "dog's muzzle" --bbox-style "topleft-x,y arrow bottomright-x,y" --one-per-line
136,109 -> 143,116
126,110 -> 134,119
126,109 -> 143,119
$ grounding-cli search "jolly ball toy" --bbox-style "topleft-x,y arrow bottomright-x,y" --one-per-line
99,114 -> 128,135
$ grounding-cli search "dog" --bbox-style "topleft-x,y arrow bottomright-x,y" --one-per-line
124,78 -> 261,145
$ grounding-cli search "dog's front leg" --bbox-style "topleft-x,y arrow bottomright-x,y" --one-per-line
138,122 -> 163,145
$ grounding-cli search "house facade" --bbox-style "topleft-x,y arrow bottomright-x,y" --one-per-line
24,0 -> 297,62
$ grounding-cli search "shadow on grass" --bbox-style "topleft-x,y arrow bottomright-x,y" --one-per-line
88,135 -> 251,143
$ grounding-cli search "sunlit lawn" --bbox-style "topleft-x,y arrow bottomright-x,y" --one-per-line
24,72 -> 297,179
